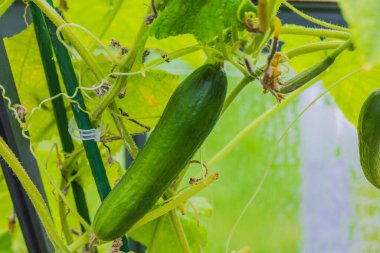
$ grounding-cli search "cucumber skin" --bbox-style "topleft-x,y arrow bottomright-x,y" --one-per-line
93,64 -> 227,241
358,89 -> 380,188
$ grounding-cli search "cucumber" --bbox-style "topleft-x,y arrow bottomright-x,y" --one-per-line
93,64 -> 227,241
358,89 -> 380,188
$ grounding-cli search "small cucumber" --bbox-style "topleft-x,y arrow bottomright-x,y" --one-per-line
358,89 -> 380,188
93,64 -> 227,241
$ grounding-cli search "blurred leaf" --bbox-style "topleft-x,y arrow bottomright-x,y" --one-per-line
187,197 -> 213,217
112,69 -> 179,134
129,204 -> 209,253
339,0 -> 380,65
150,0 -> 241,41
0,232 -> 12,253
322,50 -> 380,127
3,25 -> 64,142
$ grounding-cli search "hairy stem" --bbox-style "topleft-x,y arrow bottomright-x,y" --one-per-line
285,41 -> 342,59
281,26 -> 350,39
0,137 -> 70,253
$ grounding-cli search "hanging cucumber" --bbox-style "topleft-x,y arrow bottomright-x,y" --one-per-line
93,64 -> 227,241
358,89 -> 380,188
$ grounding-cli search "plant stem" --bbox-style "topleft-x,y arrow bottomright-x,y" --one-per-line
91,21 -> 150,121
222,75 -> 253,114
169,210 -> 192,253
148,216 -> 165,252
145,45 -> 204,68
281,0 -> 350,32
58,180 -> 74,244
207,79 -> 314,169
284,41 -> 342,59
68,232 -> 91,252
108,104 -> 139,158
129,172 -> 219,232
0,137 -> 70,253
281,39 -> 351,93
223,40 -> 348,113
281,26 -> 350,39
0,0 -> 13,16
258,0 -> 269,32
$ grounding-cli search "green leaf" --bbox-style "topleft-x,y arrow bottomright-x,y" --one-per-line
65,0 -> 204,67
339,0 -> 380,65
150,0 -> 241,41
112,69 -> 179,134
322,50 -> 380,127
129,200 -> 211,253
0,232 -> 12,253
3,25 -> 67,142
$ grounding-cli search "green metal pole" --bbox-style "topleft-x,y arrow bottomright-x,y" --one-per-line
39,2 -> 111,200
38,2 -> 130,251
29,0 -> 92,233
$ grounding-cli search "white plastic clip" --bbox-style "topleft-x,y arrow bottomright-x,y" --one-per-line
68,118 -> 105,142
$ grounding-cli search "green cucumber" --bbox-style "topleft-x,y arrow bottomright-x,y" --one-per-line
93,64 -> 227,241
358,89 -> 380,188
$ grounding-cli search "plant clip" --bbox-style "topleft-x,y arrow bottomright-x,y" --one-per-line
68,118 -> 106,142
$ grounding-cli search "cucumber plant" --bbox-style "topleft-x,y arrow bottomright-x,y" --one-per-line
0,0 -> 379,252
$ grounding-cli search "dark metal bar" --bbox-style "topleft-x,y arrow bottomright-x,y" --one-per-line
0,35 -> 53,253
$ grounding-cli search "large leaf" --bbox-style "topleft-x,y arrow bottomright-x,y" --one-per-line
322,50 -> 380,127
150,0 -> 241,41
113,69 -> 179,133
64,0 -> 204,67
339,0 -> 380,65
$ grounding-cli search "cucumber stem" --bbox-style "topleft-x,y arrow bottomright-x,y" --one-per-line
222,76 -> 254,114
285,41 -> 342,59
0,137 -> 70,253
281,26 -> 350,39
